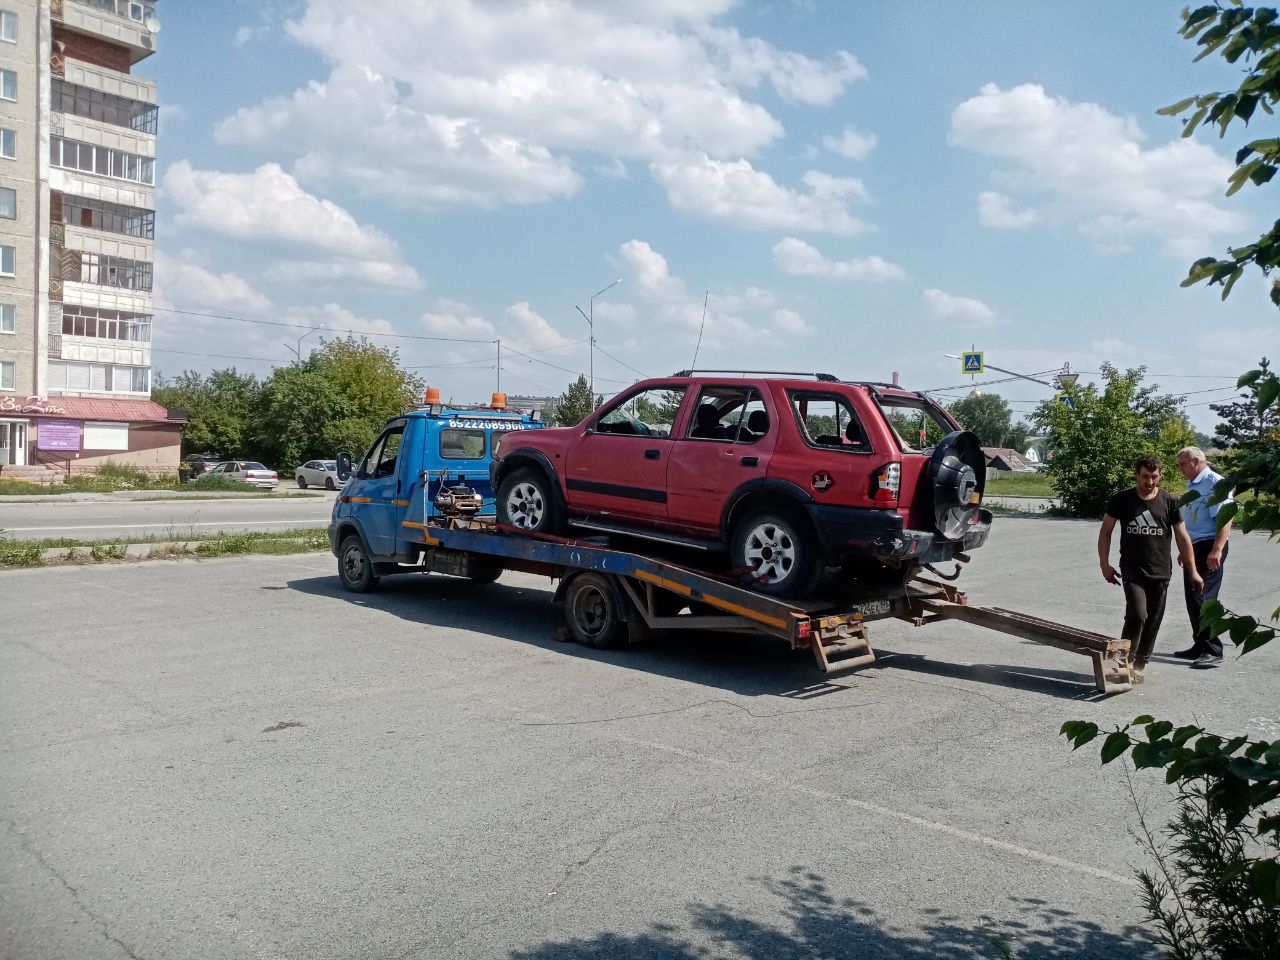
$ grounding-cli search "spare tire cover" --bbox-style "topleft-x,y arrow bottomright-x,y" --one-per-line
930,430 -> 986,541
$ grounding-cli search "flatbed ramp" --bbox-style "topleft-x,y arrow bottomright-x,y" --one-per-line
401,518 -> 1133,695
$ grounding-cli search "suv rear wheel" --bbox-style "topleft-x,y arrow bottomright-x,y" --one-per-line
730,506 -> 821,599
496,468 -> 561,534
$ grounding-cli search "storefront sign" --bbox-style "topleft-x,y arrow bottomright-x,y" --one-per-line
0,396 -> 68,415
37,419 -> 82,452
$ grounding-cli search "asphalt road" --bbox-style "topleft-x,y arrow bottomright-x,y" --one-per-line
0,491 -> 336,540
2,517 -> 1276,959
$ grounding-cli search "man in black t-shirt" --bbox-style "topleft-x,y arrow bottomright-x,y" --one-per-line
1098,454 -> 1203,683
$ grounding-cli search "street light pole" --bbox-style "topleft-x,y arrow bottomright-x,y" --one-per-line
287,326 -> 324,362
576,278 -> 622,400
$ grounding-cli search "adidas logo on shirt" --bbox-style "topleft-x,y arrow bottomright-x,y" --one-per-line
1126,509 -> 1164,536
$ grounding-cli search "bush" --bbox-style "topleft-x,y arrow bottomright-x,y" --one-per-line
185,473 -> 261,492
0,539 -> 44,567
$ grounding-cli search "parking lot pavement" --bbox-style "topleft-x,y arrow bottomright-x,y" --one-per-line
1,517 -> 1276,959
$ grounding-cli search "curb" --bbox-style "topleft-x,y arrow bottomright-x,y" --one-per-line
22,538 -> 329,566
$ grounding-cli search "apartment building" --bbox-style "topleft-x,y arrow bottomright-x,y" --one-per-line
0,0 -> 182,477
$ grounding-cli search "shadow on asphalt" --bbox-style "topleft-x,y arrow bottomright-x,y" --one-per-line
286,572 -> 1114,701
502,868 -> 1157,959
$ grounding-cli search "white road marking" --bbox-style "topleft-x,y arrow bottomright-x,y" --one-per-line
617,734 -> 1140,887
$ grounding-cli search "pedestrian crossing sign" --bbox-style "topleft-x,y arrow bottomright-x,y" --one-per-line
1055,392 -> 1076,411
962,351 -> 984,374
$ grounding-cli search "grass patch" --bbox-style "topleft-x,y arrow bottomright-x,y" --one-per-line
1,527 -> 329,568
5,527 -> 326,551
985,472 -> 1056,497
0,540 -> 44,567
185,474 -> 263,492
0,462 -> 181,495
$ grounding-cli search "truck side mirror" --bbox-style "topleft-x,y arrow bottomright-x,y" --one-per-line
336,452 -> 352,482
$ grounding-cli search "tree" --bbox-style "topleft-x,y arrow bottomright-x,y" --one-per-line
552,375 -> 602,426
152,368 -> 261,457
311,335 -> 425,428
947,392 -> 1014,447
1065,9 -> 1280,957
252,366 -> 354,469
1032,364 -> 1194,516
1211,356 -> 1279,451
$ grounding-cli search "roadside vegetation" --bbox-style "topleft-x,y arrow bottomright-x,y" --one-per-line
1062,8 -> 1279,959
0,462 -> 317,497
0,527 -> 329,568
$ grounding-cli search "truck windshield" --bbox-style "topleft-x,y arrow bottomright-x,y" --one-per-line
440,429 -> 486,459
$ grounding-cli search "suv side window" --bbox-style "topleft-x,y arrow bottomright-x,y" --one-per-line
592,386 -> 686,437
361,422 -> 406,478
788,391 -> 871,452
685,386 -> 768,444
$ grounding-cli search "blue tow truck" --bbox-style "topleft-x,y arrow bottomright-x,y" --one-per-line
327,392 -> 1134,694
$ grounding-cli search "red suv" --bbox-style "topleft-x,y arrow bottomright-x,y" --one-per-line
491,371 -> 991,598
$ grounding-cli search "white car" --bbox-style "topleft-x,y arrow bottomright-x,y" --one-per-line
209,460 -> 279,489
295,459 -> 339,490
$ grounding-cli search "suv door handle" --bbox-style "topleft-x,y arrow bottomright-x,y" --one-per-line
741,456 -> 759,467
644,449 -> 661,460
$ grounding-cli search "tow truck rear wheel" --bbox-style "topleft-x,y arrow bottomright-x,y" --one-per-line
496,468 -> 562,534
467,557 -> 503,583
564,573 -> 628,649
338,534 -> 380,593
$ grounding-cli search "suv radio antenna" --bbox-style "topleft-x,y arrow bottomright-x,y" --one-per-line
689,291 -> 709,369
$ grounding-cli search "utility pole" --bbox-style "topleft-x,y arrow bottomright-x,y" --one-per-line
286,326 -> 324,362
576,277 -> 622,400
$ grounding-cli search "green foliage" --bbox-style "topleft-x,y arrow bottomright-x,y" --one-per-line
153,368 -> 261,458
948,392 -> 1021,448
1032,363 -> 1194,516
1062,717 -> 1280,959
1212,357 -> 1279,453
1160,5 -> 1280,306
552,375 -> 603,426
252,367 -> 353,469
631,390 -> 683,428
0,539 -> 44,567
185,473 -> 261,492
886,409 -> 946,447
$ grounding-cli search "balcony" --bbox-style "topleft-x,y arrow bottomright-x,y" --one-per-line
58,0 -> 159,64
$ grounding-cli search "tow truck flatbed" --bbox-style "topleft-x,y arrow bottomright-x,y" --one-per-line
396,516 -> 1133,694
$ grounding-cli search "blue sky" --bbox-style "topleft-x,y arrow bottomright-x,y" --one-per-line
145,0 -> 1271,432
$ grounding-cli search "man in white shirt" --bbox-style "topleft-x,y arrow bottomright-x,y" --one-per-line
1174,446 -> 1233,668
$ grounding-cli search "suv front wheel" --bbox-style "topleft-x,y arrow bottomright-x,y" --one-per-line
730,506 -> 821,599
496,468 -> 562,535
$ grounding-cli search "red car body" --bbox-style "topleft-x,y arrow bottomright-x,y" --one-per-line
491,373 -> 991,597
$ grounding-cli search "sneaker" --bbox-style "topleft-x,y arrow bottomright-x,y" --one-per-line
1191,653 -> 1223,669
1171,647 -> 1200,660
1130,667 -> 1145,685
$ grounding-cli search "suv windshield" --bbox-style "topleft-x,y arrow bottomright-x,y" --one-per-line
875,397 -> 953,453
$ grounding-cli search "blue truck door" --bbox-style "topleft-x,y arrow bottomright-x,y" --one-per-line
358,419 -> 409,557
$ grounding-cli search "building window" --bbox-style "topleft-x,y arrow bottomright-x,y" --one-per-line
61,306 -> 151,342
0,186 -> 14,219
0,69 -> 15,102
84,421 -> 129,450
0,303 -> 13,333
49,137 -> 155,186
64,251 -> 153,291
62,195 -> 154,239
47,361 -> 149,394
0,11 -> 15,43
0,245 -> 13,276
0,128 -> 14,159
79,0 -> 155,23
51,80 -> 159,135
0,361 -> 13,391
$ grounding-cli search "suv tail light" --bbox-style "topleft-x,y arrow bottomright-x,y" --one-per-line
871,462 -> 900,502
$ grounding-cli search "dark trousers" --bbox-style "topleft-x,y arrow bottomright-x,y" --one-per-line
1122,577 -> 1169,667
1184,538 -> 1228,657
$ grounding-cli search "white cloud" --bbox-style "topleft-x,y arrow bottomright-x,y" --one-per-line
153,250 -> 273,316
771,308 -> 814,335
772,237 -> 904,282
216,0 -> 865,212
922,288 -> 998,327
421,300 -> 496,339
976,190 -> 1039,229
617,240 -> 686,302
653,155 -> 870,234
949,83 -> 1244,257
163,161 -> 423,290
823,127 -> 878,160
503,301 -> 575,352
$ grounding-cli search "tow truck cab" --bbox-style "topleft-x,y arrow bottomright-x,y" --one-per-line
329,391 -> 543,565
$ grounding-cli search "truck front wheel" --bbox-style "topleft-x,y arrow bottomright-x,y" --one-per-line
338,534 -> 380,593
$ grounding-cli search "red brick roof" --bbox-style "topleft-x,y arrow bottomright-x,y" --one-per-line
39,397 -> 178,423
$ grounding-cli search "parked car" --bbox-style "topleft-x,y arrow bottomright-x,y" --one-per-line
208,460 -> 279,489
180,453 -> 222,482
491,371 -> 992,598
295,459 -> 339,490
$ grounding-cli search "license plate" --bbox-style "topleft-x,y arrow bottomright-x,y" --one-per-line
852,599 -> 892,617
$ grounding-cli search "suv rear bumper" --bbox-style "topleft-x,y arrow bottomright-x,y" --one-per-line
806,504 -> 992,565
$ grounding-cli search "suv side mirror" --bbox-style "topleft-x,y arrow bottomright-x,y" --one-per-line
336,453 -> 352,482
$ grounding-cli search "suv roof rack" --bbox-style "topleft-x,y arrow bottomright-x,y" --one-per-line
672,369 -> 839,382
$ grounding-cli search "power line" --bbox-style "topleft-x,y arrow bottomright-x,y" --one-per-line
151,306 -> 493,344
593,341 -> 648,379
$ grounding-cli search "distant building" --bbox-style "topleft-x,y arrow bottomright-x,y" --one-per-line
982,446 -> 1034,473
0,0 -> 181,478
